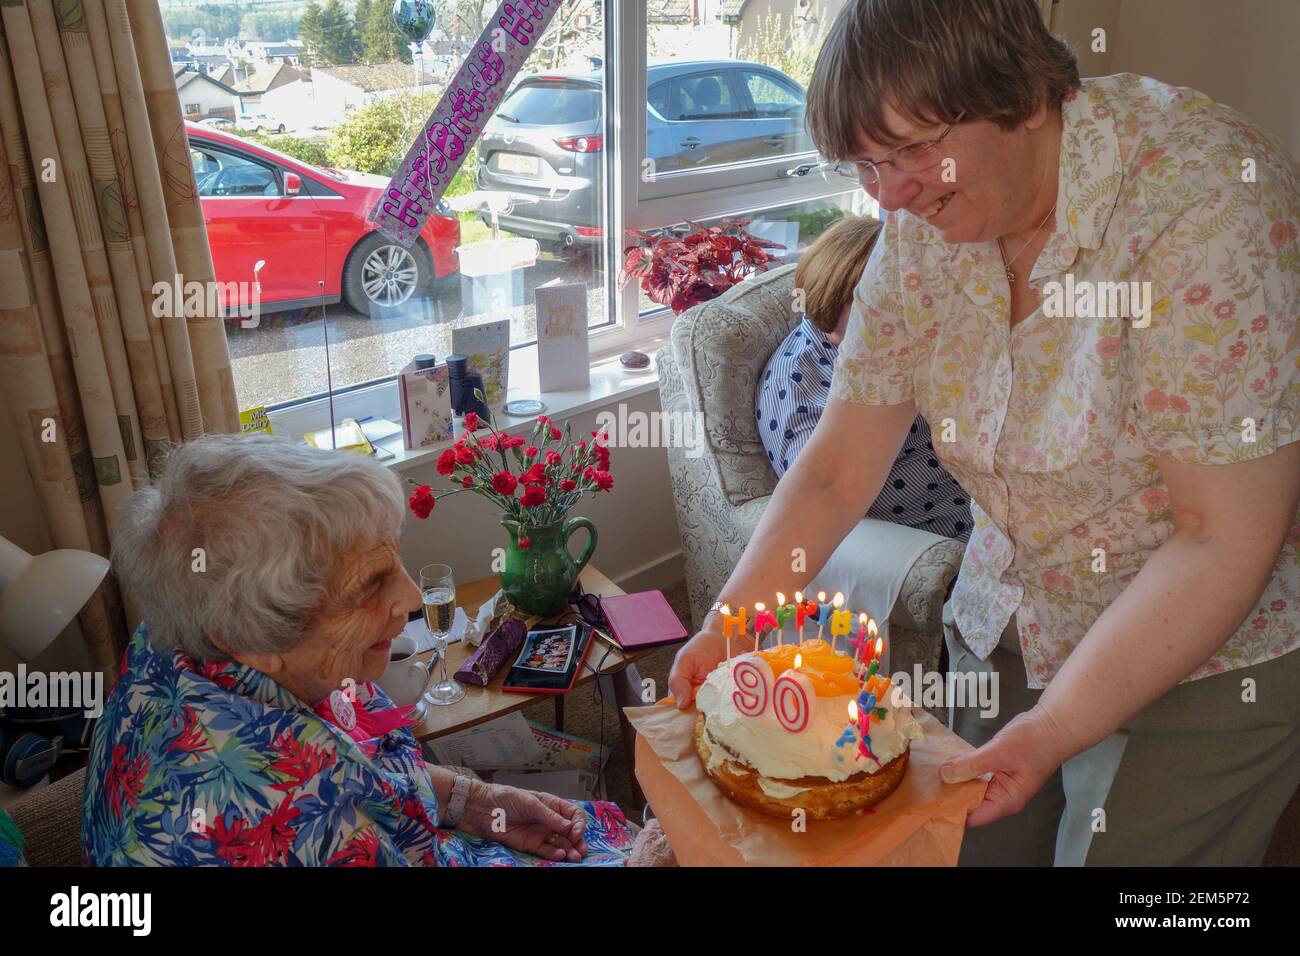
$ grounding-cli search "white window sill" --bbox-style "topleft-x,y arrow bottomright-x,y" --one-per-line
266,329 -> 672,476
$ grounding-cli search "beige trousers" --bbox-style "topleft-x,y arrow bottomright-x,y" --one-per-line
943,601 -> 1300,866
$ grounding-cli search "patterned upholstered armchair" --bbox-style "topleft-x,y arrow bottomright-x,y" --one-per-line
656,263 -> 964,715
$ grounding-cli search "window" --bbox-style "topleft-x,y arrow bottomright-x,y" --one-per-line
191,146 -> 279,197
166,2 -> 863,426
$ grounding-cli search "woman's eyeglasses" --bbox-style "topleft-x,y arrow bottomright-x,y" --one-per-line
819,112 -> 966,191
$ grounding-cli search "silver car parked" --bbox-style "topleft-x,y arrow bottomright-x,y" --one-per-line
476,60 -> 812,254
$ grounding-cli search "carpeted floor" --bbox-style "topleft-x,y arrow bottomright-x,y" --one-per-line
518,579 -> 690,818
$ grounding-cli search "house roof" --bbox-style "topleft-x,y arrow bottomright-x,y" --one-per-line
720,0 -> 749,20
648,0 -> 694,23
235,61 -> 304,94
175,69 -> 240,97
314,62 -> 438,93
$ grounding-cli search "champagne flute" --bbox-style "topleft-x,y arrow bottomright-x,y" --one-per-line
420,563 -> 464,705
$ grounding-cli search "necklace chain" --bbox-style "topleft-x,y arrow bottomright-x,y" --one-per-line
997,204 -> 1057,285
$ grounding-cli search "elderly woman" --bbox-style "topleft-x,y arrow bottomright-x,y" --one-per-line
671,0 -> 1300,866
83,434 -> 636,866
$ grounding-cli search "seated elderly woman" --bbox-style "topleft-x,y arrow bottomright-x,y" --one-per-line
83,434 -> 636,866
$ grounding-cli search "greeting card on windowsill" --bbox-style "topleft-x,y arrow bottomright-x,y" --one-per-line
398,361 -> 454,450
452,316 -> 510,408
534,280 -> 589,392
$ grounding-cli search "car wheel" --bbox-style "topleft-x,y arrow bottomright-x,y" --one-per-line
276,124 -> 286,133
343,232 -> 431,316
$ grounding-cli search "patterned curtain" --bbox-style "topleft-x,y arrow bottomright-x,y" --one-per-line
0,0 -> 239,672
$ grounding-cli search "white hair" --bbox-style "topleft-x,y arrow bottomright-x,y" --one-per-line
111,433 -> 406,660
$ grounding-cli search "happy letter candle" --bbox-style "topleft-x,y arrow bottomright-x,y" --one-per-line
720,604 -> 747,660
753,602 -> 777,651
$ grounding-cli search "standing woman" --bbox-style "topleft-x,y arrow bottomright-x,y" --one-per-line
669,0 -> 1300,865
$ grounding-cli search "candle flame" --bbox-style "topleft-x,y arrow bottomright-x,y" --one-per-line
832,592 -> 844,609
754,601 -> 765,612
858,612 -> 868,625
874,636 -> 883,656
848,699 -> 858,721
775,591 -> 786,606
794,590 -> 803,604
793,653 -> 803,670
720,603 -> 732,616
868,618 -> 879,638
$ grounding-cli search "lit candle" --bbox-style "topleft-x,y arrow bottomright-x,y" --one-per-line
720,604 -> 748,660
794,590 -> 807,642
815,590 -> 829,641
773,653 -> 814,732
775,592 -> 796,646
836,699 -> 858,749
829,606 -> 852,654
753,602 -> 777,652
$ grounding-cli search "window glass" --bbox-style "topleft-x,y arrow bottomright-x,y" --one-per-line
744,71 -> 803,118
643,1 -> 835,175
167,2 -> 611,412
191,146 -> 278,197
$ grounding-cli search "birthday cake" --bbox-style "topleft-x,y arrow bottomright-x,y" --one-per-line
695,636 -> 923,820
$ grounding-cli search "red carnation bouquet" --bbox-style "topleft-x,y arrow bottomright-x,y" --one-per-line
406,411 -> 613,547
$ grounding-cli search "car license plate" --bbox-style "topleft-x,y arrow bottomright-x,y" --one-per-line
498,153 -> 540,176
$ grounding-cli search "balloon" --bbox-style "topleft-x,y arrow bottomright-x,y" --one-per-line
392,0 -> 436,45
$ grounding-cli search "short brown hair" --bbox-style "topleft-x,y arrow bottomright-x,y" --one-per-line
806,0 -> 1081,160
794,215 -> 883,334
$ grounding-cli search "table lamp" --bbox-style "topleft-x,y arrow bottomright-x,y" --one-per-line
0,535 -> 109,789
0,534 -> 109,662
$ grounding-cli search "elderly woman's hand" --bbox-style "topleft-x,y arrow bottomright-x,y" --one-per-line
938,703 -> 1071,827
458,780 -> 589,862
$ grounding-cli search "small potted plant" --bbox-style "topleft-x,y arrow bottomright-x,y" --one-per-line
406,408 -> 613,617
619,217 -> 784,314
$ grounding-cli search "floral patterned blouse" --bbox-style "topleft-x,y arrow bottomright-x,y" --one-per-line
83,623 -> 633,866
831,74 -> 1299,688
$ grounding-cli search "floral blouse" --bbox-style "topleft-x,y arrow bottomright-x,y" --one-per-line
83,623 -> 633,866
831,73 -> 1299,688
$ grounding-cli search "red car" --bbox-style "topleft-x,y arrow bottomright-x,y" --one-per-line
186,122 -> 460,315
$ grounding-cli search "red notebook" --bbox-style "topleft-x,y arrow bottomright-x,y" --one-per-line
599,591 -> 688,650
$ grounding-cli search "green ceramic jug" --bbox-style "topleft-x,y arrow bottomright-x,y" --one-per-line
499,516 -> 598,617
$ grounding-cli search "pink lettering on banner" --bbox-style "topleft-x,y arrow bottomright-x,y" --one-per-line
498,3 -> 539,45
368,0 -> 567,248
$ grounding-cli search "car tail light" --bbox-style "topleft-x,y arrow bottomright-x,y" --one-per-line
555,135 -> 603,153
576,226 -> 603,237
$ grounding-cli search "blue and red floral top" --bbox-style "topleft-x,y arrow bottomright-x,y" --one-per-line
82,623 -> 633,866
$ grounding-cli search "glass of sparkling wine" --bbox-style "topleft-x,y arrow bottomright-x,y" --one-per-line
419,564 -> 464,706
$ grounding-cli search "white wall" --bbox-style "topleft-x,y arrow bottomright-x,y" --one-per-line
1058,0 -> 1300,156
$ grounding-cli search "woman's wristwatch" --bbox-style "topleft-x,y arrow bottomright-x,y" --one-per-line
442,773 -> 473,828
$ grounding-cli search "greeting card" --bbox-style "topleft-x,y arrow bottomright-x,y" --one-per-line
535,280 -> 590,392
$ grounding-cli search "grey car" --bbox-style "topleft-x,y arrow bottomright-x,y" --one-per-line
476,60 -> 812,253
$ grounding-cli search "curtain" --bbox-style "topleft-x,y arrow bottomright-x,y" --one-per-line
0,0 -> 239,672
1036,0 -> 1063,31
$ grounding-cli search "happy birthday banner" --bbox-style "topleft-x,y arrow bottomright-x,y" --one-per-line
370,0 -> 567,248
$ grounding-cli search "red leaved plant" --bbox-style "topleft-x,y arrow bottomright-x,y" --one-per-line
619,217 -> 784,314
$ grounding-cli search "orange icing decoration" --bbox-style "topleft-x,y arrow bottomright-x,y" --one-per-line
758,640 -> 859,697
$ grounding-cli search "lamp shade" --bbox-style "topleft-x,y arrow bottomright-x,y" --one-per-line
0,535 -> 109,661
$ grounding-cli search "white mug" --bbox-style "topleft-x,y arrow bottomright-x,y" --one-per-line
377,634 -> 433,708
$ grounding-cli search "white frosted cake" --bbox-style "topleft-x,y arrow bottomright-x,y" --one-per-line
694,639 -> 922,819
